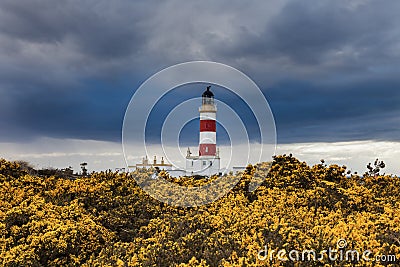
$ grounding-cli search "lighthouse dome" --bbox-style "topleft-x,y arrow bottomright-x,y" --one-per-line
202,86 -> 214,98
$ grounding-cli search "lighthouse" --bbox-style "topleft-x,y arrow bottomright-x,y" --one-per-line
185,86 -> 221,176
133,85 -> 222,177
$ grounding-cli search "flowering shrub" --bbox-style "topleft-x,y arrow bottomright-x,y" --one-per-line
0,155 -> 399,266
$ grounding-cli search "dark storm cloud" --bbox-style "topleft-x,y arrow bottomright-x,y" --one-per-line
0,0 -> 149,58
0,0 -> 153,142
205,0 -> 400,88
268,78 -> 400,143
270,1 -> 396,64
0,0 -> 399,144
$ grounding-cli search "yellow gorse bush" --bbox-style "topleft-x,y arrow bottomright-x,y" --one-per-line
0,155 -> 399,266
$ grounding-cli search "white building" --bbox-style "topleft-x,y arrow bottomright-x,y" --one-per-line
129,155 -> 173,172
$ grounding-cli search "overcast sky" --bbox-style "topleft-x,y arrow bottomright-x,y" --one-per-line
0,0 -> 399,173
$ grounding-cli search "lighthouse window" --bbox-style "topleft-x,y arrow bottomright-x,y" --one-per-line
203,161 -> 207,166
205,147 -> 208,152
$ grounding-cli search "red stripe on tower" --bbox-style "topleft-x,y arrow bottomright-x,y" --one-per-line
200,120 -> 216,132
199,144 -> 216,156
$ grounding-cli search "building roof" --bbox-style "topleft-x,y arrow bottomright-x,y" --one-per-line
202,86 -> 214,98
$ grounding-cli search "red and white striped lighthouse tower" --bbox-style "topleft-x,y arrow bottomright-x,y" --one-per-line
185,85 -> 220,176
199,86 -> 217,157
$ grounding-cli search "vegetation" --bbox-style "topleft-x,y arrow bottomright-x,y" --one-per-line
0,156 -> 399,266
